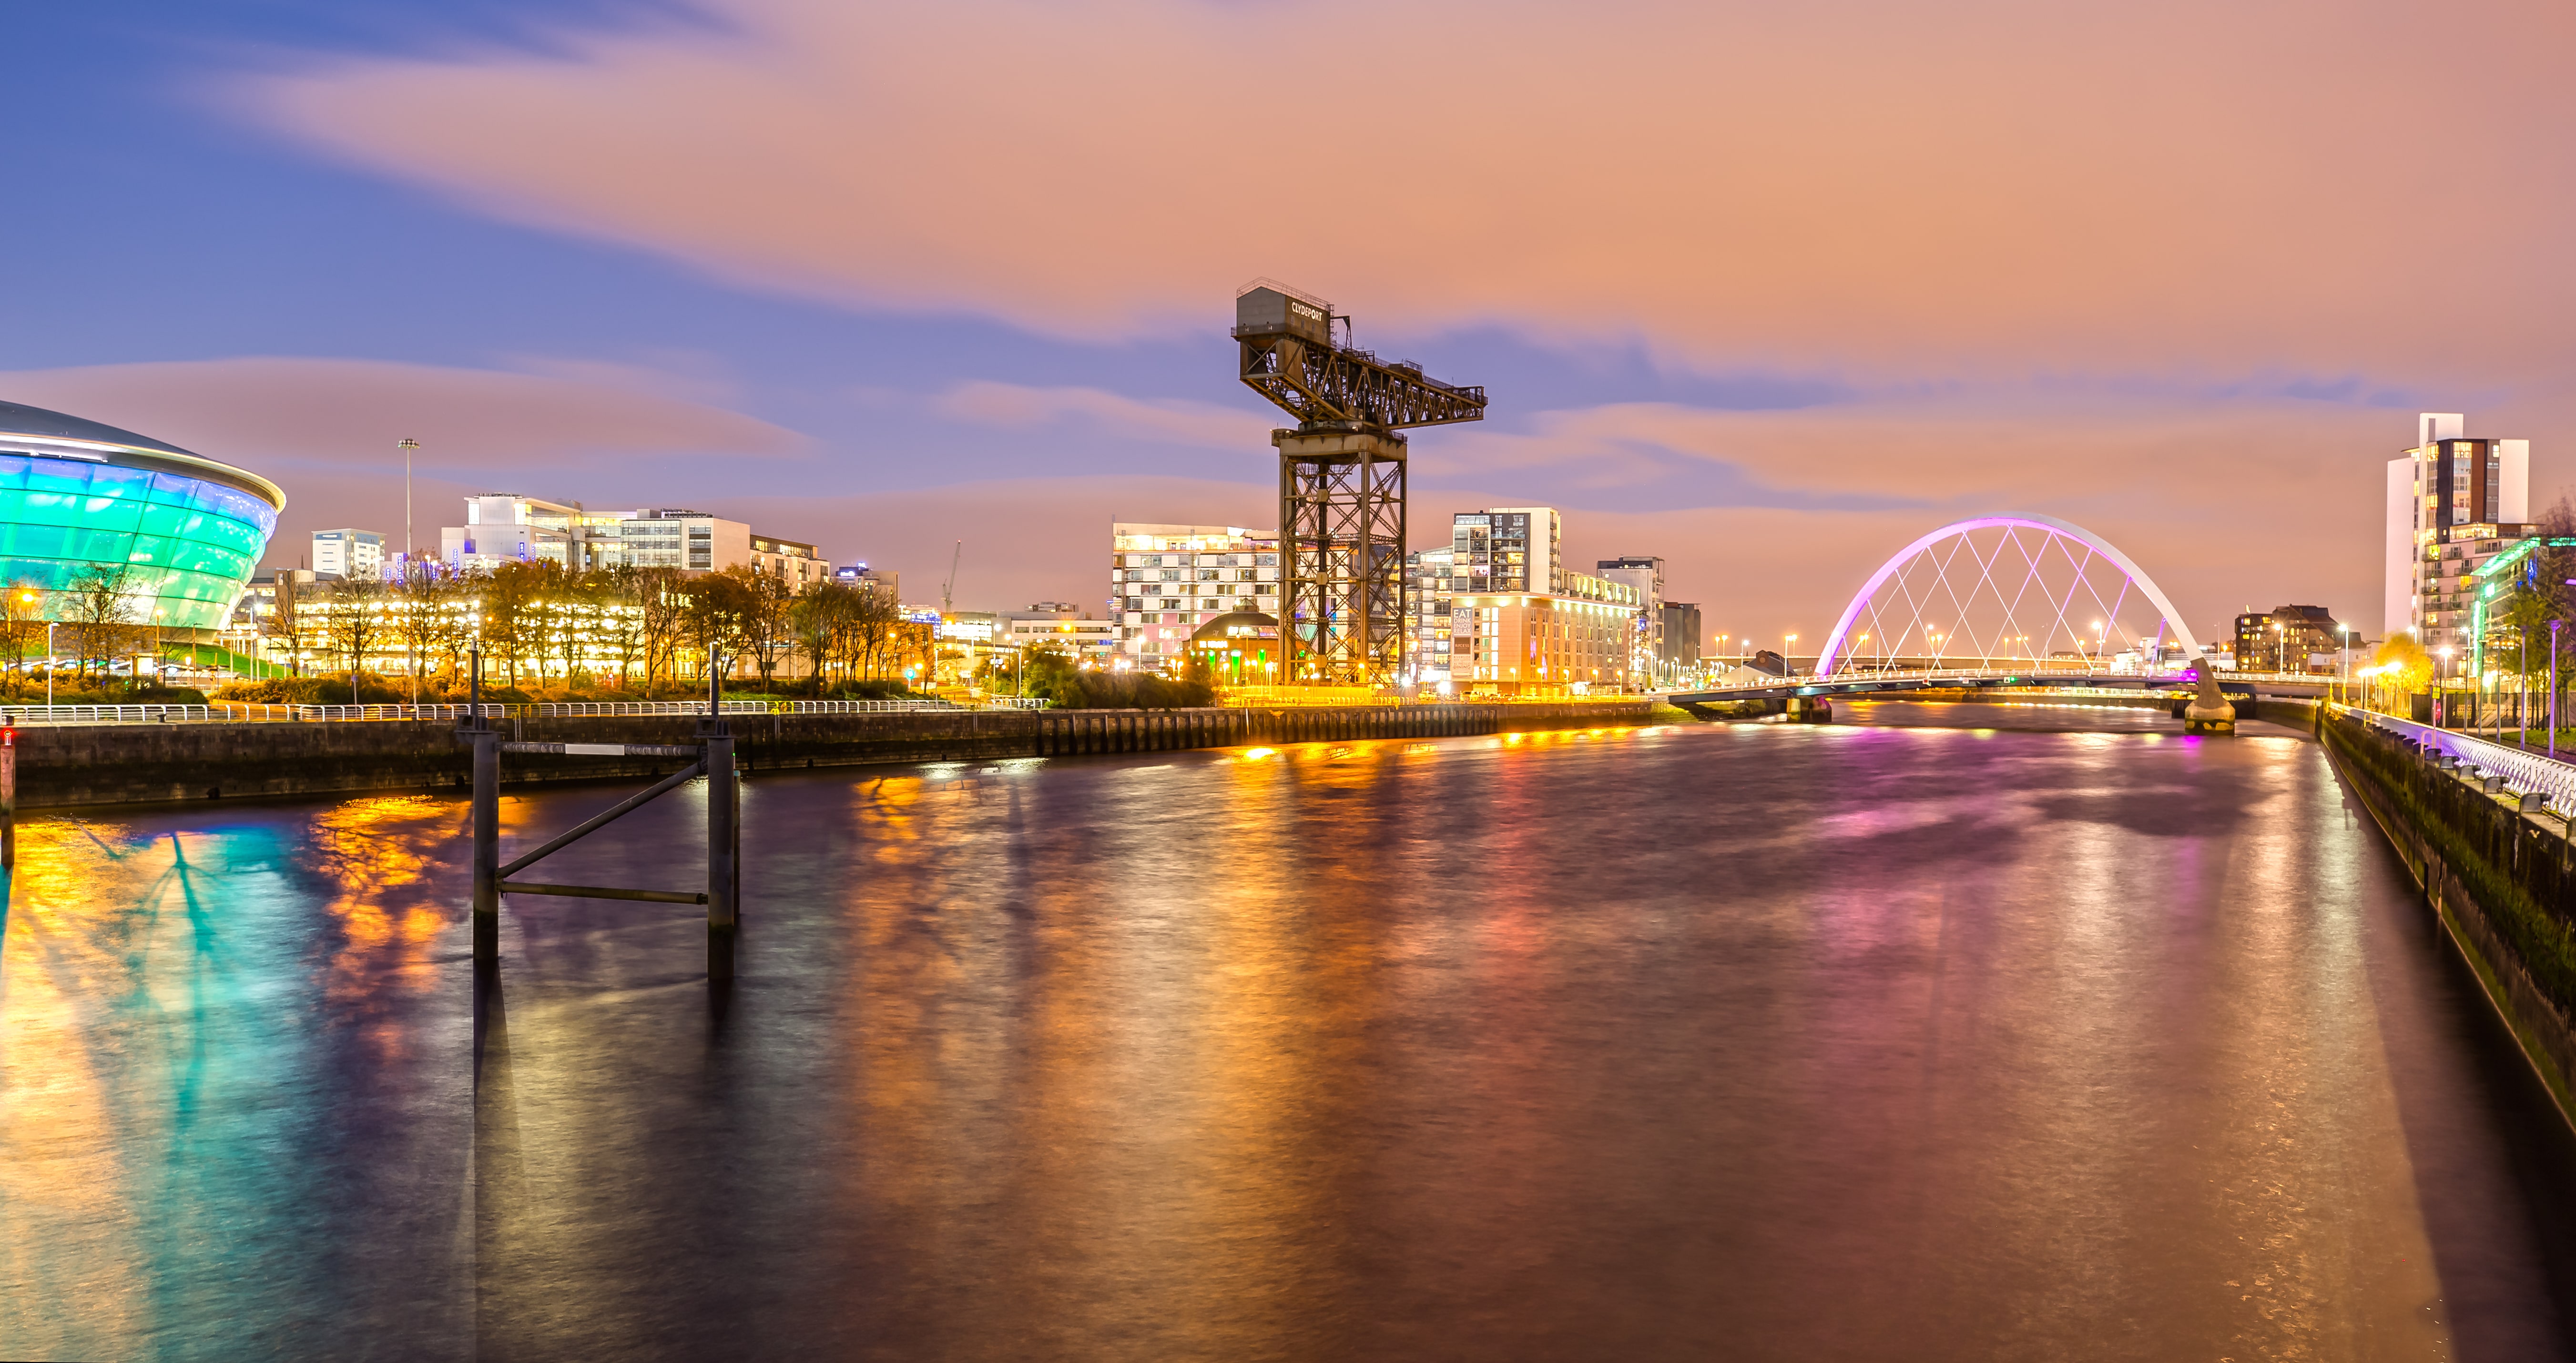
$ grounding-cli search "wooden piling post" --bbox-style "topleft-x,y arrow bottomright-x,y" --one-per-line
471,729 -> 499,964
706,734 -> 737,979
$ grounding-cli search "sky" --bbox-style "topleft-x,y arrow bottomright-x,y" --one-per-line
9,0 -> 2575,647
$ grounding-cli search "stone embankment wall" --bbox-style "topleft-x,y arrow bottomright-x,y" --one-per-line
2321,709 -> 2576,1116
14,702 -> 1658,809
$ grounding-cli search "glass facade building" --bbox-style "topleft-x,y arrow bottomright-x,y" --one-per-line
0,402 -> 284,633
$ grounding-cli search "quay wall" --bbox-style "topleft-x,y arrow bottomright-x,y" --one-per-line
2321,707 -> 2576,1119
12,702 -> 1659,809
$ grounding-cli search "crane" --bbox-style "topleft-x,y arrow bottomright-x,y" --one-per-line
941,540 -> 962,612
1232,280 -> 1486,685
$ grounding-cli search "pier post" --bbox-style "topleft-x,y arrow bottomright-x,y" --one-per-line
471,729 -> 499,964
707,734 -> 738,979
2,724 -> 16,870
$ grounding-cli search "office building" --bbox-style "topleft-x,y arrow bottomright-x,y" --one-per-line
0,400 -> 281,637
2386,413 -> 2531,662
1110,523 -> 1279,667
311,528 -> 385,581
440,495 -> 825,583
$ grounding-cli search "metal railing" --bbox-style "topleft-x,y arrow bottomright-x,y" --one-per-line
2362,709 -> 2576,818
0,703 -> 212,724
0,695 -> 1018,726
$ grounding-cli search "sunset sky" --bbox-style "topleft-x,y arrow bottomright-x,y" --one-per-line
12,0 -> 2575,645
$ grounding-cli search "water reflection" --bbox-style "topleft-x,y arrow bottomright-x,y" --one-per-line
3,713 -> 2572,1361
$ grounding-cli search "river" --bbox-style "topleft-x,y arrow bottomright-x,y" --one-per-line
4,703 -> 2574,1361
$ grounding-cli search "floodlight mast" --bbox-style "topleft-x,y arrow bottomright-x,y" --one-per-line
1233,280 -> 1487,686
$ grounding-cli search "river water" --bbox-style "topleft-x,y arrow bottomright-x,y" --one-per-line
5,703 -> 2576,1361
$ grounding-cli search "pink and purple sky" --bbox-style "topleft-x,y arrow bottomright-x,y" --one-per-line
11,0 -> 2574,645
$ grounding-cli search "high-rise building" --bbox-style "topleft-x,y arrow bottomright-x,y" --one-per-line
1660,602 -> 1703,679
1110,523 -> 1279,668
2386,413 -> 2530,660
1453,508 -> 1562,595
311,528 -> 385,581
1403,545 -> 1456,682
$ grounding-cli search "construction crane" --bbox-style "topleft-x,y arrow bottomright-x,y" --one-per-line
941,540 -> 962,612
1233,279 -> 1487,685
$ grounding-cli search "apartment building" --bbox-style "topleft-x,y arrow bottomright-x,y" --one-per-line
1110,522 -> 1280,667
1449,570 -> 1643,694
2385,413 -> 2531,664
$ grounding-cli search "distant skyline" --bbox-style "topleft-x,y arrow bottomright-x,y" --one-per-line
11,0 -> 2575,643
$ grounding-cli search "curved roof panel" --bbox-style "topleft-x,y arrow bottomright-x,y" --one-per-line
0,399 -> 285,510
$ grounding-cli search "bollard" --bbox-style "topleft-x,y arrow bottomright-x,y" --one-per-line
471,728 -> 499,963
1,723 -> 15,870
706,734 -> 737,979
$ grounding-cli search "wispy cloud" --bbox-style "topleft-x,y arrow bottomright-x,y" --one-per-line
932,381 -> 1273,449
0,357 -> 805,475
228,0 -> 2576,388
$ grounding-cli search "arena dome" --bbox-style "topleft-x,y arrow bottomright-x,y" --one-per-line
0,400 -> 284,635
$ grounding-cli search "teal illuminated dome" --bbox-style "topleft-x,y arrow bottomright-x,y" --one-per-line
0,401 -> 284,634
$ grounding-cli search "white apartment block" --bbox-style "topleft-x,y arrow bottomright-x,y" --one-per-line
439,495 -> 824,583
2384,413 -> 2531,663
311,528 -> 385,581
1110,523 -> 1279,667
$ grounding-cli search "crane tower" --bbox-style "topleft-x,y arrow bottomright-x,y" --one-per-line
1232,280 -> 1487,685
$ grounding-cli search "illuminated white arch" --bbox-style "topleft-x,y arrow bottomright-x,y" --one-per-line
1813,513 -> 2210,678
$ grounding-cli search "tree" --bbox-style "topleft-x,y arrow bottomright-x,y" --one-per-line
324,577 -> 387,700
389,566 -> 451,701
262,572 -> 304,676
62,562 -> 139,686
0,580 -> 44,671
595,567 -> 649,689
633,567 -> 688,688
720,566 -> 796,688
683,571 -> 751,685
2372,631 -> 2432,696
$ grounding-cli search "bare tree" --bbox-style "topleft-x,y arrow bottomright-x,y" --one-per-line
62,563 -> 139,686
324,577 -> 387,701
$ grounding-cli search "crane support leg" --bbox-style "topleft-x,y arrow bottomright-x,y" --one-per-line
1278,427 -> 1406,686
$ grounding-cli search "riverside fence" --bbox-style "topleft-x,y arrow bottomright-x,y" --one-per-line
0,700 -> 1665,809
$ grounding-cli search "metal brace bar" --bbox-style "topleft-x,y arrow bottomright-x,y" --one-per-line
501,742 -> 704,757
499,881 -> 710,905
499,760 -> 706,879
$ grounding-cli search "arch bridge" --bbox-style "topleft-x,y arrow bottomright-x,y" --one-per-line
1665,514 -> 2269,726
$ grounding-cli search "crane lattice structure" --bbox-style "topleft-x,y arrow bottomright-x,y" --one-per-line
1233,279 -> 1487,685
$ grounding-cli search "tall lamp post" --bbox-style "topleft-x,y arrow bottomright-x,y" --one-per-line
399,438 -> 420,709
2553,619 -> 2565,760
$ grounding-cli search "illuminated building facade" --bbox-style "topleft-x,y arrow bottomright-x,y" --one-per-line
1110,522 -> 1279,668
0,400 -> 284,636
1449,571 -> 1644,694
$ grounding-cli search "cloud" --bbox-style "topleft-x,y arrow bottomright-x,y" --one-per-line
229,0 -> 2576,385
0,356 -> 806,474
933,381 -> 1274,449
